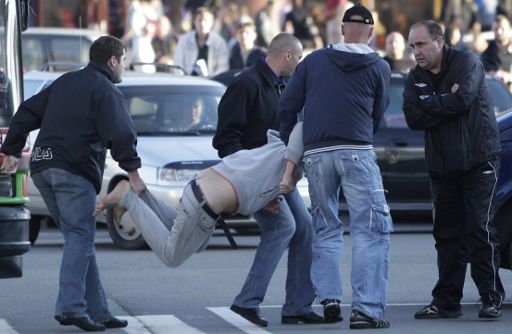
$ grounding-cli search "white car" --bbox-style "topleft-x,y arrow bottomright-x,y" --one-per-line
22,27 -> 103,71
24,70 -> 225,249
23,70 -> 312,249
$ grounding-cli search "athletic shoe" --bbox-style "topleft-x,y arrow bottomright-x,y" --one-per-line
349,309 -> 390,329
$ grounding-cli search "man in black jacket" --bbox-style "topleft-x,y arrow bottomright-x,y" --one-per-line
0,36 -> 145,332
404,20 -> 504,320
214,33 -> 301,157
213,33 -> 323,327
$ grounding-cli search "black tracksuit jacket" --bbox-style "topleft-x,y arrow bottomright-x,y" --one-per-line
403,44 -> 501,175
0,62 -> 141,193
213,58 -> 282,158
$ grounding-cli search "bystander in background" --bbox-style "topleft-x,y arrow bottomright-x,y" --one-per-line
174,6 -> 229,76
383,31 -> 415,73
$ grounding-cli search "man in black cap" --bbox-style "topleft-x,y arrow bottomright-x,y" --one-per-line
279,3 -> 392,330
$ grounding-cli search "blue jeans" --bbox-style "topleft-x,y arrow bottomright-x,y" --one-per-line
232,188 -> 316,316
304,150 -> 393,319
32,168 -> 112,323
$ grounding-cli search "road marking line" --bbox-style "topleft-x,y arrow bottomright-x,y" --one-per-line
117,316 -> 147,334
0,320 -> 19,334
208,307 -> 272,334
119,315 -> 206,334
258,301 -> 512,309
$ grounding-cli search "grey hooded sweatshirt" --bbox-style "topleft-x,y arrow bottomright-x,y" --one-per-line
211,122 -> 303,215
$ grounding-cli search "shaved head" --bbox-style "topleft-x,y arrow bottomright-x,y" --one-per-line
265,32 -> 304,77
267,33 -> 302,57
342,22 -> 374,44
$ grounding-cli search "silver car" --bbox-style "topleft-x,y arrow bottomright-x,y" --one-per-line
22,27 -> 103,71
24,70 -> 311,249
24,71 -> 225,249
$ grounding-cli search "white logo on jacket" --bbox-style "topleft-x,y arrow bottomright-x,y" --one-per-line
415,83 -> 427,88
32,147 -> 53,161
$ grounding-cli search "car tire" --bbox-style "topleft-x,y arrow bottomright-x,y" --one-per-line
106,204 -> 147,250
28,216 -> 41,245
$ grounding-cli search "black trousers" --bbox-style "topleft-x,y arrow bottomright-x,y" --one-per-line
429,158 -> 504,310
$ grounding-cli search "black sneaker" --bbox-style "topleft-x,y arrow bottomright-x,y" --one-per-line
349,310 -> 390,329
478,294 -> 502,319
414,304 -> 462,319
321,299 -> 343,323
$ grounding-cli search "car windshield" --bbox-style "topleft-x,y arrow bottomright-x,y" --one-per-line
22,35 -> 92,71
120,85 -> 224,135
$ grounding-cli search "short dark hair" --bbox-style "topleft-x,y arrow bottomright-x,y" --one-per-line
411,20 -> 444,41
236,21 -> 256,32
89,35 -> 125,63
193,6 -> 214,21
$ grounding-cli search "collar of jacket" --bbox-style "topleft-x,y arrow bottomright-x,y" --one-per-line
256,57 -> 281,88
438,44 -> 453,75
87,61 -> 114,82
190,31 -> 213,47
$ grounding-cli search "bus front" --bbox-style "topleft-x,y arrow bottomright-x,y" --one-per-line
0,0 -> 31,279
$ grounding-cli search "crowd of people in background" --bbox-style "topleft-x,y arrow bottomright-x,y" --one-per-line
98,0 -> 512,93
36,0 -> 512,91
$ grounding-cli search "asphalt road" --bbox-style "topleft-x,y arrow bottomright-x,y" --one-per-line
1,225 -> 512,334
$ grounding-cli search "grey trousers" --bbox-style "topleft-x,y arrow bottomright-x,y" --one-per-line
120,184 -> 217,268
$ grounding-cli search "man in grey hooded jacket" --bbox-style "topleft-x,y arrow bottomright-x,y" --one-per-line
94,123 -> 305,270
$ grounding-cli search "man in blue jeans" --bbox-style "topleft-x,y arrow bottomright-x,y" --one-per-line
279,4 -> 393,329
0,36 -> 145,332
213,33 -> 321,327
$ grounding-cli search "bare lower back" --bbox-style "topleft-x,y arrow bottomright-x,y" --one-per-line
196,168 -> 238,214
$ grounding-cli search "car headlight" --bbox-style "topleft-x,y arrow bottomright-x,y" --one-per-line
157,167 -> 200,185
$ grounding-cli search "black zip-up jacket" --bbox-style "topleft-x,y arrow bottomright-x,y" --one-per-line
403,45 -> 500,174
1,62 -> 141,193
213,58 -> 282,158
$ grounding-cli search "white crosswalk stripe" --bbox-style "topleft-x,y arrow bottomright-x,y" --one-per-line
207,307 -> 272,334
119,315 -> 206,334
0,319 -> 19,334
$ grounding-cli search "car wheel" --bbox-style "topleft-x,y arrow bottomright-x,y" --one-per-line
28,216 -> 41,245
494,200 -> 512,268
106,205 -> 147,250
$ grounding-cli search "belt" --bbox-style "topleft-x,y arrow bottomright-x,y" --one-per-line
190,178 -> 221,221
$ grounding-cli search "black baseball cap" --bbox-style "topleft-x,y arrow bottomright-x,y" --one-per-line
342,4 -> 374,25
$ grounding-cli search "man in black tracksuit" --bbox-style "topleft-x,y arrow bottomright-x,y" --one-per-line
213,33 -> 323,327
0,36 -> 145,332
404,20 -> 504,320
